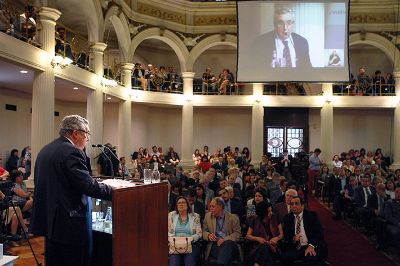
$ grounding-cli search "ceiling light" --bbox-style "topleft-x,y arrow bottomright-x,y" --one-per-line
20,70 -> 28,74
73,87 -> 79,90
107,97 -> 112,100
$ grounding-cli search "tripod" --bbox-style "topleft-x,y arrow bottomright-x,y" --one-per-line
4,198 -> 42,266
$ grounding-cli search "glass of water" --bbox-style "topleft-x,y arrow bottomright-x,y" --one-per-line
144,169 -> 152,184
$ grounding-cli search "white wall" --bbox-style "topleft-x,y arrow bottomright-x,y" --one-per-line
0,88 -> 86,162
309,108 -> 393,157
350,45 -> 393,77
193,46 -> 237,79
193,107 -> 252,154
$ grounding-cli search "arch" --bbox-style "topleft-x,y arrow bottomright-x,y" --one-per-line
79,0 -> 104,42
349,32 -> 400,70
186,34 -> 237,71
103,6 -> 131,61
129,28 -> 189,72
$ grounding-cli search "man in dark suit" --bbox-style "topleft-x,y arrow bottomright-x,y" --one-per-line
30,115 -> 113,266
185,188 -> 206,224
367,183 -> 388,248
279,149 -> 293,180
281,196 -> 327,266
242,7 -> 311,79
354,174 -> 376,229
384,186 -> 400,248
275,188 -> 298,223
331,168 -> 349,220
219,187 -> 244,223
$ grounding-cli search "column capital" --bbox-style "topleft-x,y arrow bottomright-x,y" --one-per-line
90,42 -> 107,53
181,72 -> 195,79
39,7 -> 61,24
121,63 -> 135,72
393,71 -> 400,80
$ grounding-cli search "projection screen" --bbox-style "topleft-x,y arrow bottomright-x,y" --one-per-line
237,0 -> 350,83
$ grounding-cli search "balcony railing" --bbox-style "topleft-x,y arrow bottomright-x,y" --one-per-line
131,76 -> 183,93
332,82 -> 395,96
55,23 -> 92,72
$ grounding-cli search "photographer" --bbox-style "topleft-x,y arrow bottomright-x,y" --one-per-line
10,170 -> 33,213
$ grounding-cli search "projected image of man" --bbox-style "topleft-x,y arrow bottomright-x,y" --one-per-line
270,8 -> 311,68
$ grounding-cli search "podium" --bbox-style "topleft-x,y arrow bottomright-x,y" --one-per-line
91,181 -> 168,266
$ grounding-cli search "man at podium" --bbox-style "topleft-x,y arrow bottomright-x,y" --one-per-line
30,115 -> 113,266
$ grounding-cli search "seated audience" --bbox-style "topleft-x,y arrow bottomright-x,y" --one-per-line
246,201 -> 283,266
185,189 -> 205,224
281,196 -> 327,266
218,69 -> 234,95
0,157 -> 10,179
202,67 -> 217,94
202,197 -> 241,265
168,196 -> 202,266
246,189 -> 268,222
218,188 -> 244,221
192,149 -> 201,165
10,170 -> 33,212
384,186 -> 400,248
0,191 -> 29,240
386,180 -> 396,199
275,188 -> 298,223
198,155 -> 212,173
6,149 -> 19,172
354,174 -> 376,229
367,183 -> 388,248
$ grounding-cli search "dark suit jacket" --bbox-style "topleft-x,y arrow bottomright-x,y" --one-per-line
367,194 -> 387,217
193,200 -> 206,224
278,154 -> 293,173
354,186 -> 376,208
241,31 -> 312,81
30,137 -> 113,246
282,209 -> 327,258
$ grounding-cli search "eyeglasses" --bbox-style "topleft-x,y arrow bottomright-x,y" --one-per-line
77,129 -> 91,136
276,20 -> 294,28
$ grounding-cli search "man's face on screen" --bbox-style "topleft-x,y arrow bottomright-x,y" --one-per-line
274,12 -> 294,40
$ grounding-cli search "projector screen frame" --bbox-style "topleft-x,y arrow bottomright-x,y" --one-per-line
235,0 -> 351,84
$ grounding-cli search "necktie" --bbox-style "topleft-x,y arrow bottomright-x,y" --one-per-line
295,215 -> 301,249
366,187 -> 371,197
283,40 -> 292,67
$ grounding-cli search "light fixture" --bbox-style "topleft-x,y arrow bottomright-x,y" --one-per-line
107,97 -> 112,100
73,87 -> 79,90
101,77 -> 118,88
51,54 -> 73,69
20,70 -> 28,74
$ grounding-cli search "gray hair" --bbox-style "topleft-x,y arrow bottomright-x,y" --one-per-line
285,188 -> 298,197
59,115 -> 89,137
274,8 -> 295,23
212,197 -> 225,209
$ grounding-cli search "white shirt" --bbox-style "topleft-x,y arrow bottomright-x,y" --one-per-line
275,35 -> 296,67
332,160 -> 343,168
363,187 -> 371,207
294,212 -> 308,247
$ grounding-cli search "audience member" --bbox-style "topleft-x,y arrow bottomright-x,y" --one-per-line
5,149 -> 19,172
308,148 -> 323,196
10,170 -> 33,212
246,201 -> 283,266
354,174 -> 376,229
202,197 -> 241,265
275,188 -> 298,223
384,186 -> 400,248
168,196 -> 202,266
281,196 -> 327,266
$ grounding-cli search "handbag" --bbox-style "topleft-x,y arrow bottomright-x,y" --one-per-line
168,236 -> 193,254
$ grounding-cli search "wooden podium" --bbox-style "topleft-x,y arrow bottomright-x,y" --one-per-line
92,181 -> 168,266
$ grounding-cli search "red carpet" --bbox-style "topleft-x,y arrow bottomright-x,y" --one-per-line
308,197 -> 397,266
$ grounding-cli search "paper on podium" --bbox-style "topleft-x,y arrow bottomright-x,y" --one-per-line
100,179 -> 136,189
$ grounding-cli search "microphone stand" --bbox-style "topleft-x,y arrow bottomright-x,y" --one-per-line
103,146 -> 121,179
93,145 -> 114,178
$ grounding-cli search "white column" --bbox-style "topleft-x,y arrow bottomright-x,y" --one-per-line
30,7 -> 61,181
180,72 -> 195,169
320,83 -> 334,167
118,63 -> 134,161
87,42 -> 107,173
390,72 -> 400,169
251,83 -> 264,167
394,71 -> 400,96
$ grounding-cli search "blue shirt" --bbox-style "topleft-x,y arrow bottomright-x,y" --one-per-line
175,216 -> 192,237
224,200 -> 231,213
215,213 -> 227,239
